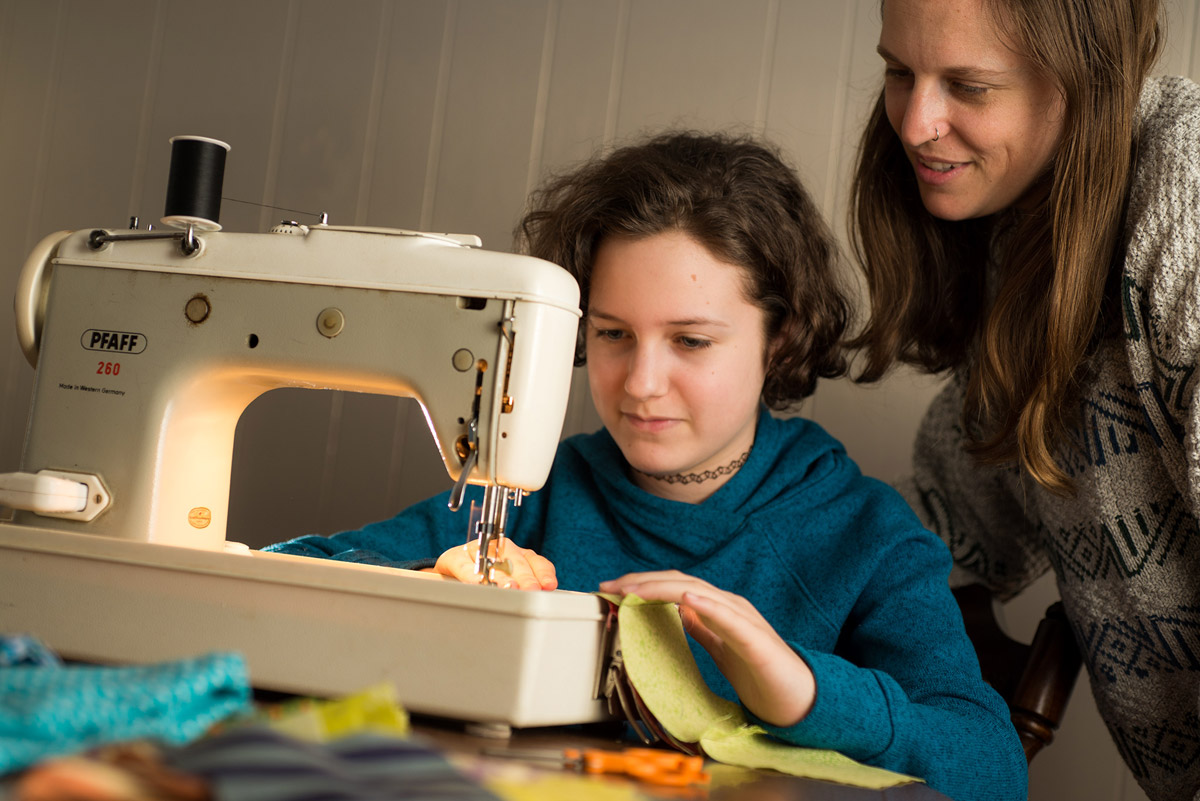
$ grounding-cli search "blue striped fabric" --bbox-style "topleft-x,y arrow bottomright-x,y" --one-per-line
168,726 -> 500,801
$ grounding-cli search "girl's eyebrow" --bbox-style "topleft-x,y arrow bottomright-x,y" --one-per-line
588,308 -> 729,328
875,44 -> 1011,81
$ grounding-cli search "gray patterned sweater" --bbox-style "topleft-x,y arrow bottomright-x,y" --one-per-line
898,76 -> 1200,801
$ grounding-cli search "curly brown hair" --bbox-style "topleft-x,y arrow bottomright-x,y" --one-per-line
515,131 -> 850,411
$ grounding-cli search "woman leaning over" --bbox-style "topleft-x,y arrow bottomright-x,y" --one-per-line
851,0 -> 1199,799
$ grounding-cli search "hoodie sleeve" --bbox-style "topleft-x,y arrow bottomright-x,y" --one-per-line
261,488 -> 475,565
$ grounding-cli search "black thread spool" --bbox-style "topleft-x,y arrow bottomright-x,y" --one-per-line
162,135 -> 230,231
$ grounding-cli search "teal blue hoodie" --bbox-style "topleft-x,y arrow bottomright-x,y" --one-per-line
266,411 -> 1026,801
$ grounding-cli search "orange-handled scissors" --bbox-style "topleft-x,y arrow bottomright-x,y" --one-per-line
483,746 -> 709,787
563,747 -> 708,787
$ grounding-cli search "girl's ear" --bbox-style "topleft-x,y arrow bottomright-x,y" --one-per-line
574,318 -> 588,367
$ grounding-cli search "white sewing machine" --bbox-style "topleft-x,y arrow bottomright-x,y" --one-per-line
0,138 -> 617,728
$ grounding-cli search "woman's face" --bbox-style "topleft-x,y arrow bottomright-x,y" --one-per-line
585,231 -> 769,500
878,0 -> 1066,220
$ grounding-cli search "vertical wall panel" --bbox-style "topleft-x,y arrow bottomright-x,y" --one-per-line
539,0 -> 623,171
319,392 -> 425,537
1160,0 -> 1196,78
433,0 -> 550,250
1191,3 -> 1200,80
381,397 -> 455,518
0,1 -> 61,473
0,0 -> 15,131
762,1 -> 852,207
38,2 -> 158,230
615,1 -> 771,136
271,1 -> 385,224
367,0 -> 451,230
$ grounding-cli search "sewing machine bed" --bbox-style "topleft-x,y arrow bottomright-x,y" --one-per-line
0,523 -> 612,728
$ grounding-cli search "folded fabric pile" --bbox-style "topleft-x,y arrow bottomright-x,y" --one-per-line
2,636 -> 502,801
15,727 -> 502,801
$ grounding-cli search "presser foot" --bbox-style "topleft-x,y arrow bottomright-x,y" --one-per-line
480,557 -> 514,586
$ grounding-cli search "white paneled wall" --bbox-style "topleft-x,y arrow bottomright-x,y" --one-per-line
2,2 -> 1196,798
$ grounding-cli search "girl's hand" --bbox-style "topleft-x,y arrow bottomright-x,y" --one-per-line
599,570 -> 814,727
433,540 -> 558,591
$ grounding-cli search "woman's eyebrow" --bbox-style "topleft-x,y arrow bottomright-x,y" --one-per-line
876,44 -> 902,63
875,44 -> 1010,81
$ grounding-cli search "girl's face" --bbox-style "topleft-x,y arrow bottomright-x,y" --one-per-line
879,0 -> 1066,220
585,231 -> 769,501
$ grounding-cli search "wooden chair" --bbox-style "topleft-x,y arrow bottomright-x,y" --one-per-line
953,583 -> 1084,763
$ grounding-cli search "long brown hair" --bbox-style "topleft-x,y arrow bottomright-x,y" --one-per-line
850,0 -> 1162,493
517,131 -> 850,411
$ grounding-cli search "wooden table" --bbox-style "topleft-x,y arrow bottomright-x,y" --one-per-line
411,715 -> 952,800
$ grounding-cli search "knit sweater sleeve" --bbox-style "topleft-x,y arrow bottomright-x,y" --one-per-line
754,526 -> 1027,801
1121,76 -> 1200,520
897,374 -> 1050,599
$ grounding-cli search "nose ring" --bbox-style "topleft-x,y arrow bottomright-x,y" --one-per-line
932,127 -> 940,142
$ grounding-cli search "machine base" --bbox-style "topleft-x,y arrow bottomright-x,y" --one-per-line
0,523 -> 612,728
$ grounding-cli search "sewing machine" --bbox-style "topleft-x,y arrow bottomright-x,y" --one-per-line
6,220 -> 576,564
0,139 -> 617,728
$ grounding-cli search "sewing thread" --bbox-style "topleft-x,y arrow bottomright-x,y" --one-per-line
163,135 -> 230,231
